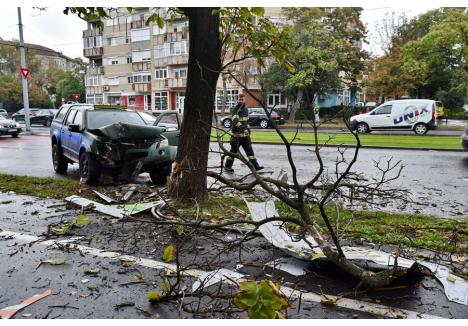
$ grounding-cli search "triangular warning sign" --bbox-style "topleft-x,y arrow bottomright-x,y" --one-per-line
20,67 -> 31,79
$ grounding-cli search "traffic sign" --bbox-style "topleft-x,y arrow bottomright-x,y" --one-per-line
20,67 -> 31,79
73,94 -> 80,100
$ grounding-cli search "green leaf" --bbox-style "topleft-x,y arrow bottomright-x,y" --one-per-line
446,276 -> 456,283
250,7 -> 265,16
162,279 -> 171,294
75,214 -> 91,226
84,268 -> 100,274
162,245 -> 174,263
233,280 -> 289,319
175,225 -> 185,236
51,221 -> 74,235
146,291 -> 160,302
41,257 -> 66,265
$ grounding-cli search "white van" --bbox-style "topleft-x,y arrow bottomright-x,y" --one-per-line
350,99 -> 437,135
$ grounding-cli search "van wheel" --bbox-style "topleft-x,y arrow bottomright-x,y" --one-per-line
356,122 -> 369,134
223,118 -> 232,129
259,119 -> 269,129
150,164 -> 172,186
414,123 -> 428,135
79,152 -> 101,185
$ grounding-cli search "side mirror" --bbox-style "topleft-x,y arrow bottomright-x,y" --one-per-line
68,124 -> 81,132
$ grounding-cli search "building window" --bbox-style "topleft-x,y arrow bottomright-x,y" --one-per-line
107,37 -> 124,46
108,57 -> 119,65
173,68 -> 187,79
131,28 -> 150,42
132,50 -> 151,62
155,68 -> 168,79
85,75 -> 101,86
86,94 -> 103,104
153,24 -> 167,35
268,93 -> 286,107
172,22 -> 187,33
154,92 -> 168,110
129,73 -> 151,83
128,96 -> 136,105
216,89 -> 239,110
127,56 -> 132,64
337,89 -> 351,105
170,41 -> 186,55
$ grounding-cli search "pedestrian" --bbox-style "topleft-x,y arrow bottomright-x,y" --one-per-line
314,103 -> 320,124
224,94 -> 264,173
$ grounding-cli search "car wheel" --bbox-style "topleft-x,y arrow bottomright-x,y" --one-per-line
11,133 -> 19,138
414,123 -> 428,135
52,144 -> 68,174
356,122 -> 369,134
223,118 -> 232,129
44,119 -> 51,127
79,152 -> 101,184
149,164 -> 172,186
259,119 -> 269,129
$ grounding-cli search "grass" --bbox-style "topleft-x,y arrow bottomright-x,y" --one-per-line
1,174 -> 466,253
212,131 -> 462,150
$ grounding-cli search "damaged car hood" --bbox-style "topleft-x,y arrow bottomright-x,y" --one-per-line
92,123 -> 167,140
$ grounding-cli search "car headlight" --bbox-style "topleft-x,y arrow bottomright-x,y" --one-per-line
159,138 -> 169,147
16,123 -> 21,127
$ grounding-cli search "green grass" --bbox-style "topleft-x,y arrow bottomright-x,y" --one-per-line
212,131 -> 462,150
0,173 -> 81,199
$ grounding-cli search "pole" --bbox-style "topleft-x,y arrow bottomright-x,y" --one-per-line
18,7 -> 31,132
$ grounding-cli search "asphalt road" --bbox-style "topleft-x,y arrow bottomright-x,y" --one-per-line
0,133 -> 467,218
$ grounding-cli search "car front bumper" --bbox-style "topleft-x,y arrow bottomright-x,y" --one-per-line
0,127 -> 21,135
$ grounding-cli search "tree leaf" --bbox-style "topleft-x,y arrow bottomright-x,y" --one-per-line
320,296 -> 337,306
162,279 -> 171,294
146,291 -> 160,302
175,225 -> 185,236
75,214 -> 91,226
51,221 -> 74,235
41,257 -> 66,265
162,245 -> 174,263
84,268 -> 100,274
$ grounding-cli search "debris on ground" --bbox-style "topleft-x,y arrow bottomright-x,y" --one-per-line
192,268 -> 244,293
0,289 -> 51,319
246,200 -> 468,306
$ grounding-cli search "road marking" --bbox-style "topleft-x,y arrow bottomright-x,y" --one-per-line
0,230 -> 443,319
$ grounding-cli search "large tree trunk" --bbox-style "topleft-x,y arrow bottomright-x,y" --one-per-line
288,88 -> 303,123
167,8 -> 221,202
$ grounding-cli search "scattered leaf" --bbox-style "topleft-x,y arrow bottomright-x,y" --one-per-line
84,268 -> 100,275
146,291 -> 160,302
133,272 -> 144,282
451,256 -> 466,264
50,222 -> 74,235
162,245 -> 174,263
75,214 -> 92,225
41,257 -> 66,265
446,276 -> 456,283
175,225 -> 184,236
162,279 -> 171,294
320,296 -> 337,306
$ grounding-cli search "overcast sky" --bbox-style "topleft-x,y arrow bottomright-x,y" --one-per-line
0,5 -> 443,60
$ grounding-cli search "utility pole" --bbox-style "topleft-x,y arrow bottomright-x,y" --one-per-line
17,7 -> 31,132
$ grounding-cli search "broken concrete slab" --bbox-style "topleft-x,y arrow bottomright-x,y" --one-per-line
92,190 -> 118,204
246,200 -> 468,306
266,257 -> 310,277
192,268 -> 244,293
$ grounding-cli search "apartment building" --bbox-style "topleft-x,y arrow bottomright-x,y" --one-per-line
82,8 -> 289,112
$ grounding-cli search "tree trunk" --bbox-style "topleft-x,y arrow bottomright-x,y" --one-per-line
167,8 -> 221,202
288,88 -> 303,124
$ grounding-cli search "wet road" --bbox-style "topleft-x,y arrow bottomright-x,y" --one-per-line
0,134 -> 467,218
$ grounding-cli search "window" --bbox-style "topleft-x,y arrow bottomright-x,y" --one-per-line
108,57 -> 119,65
128,96 -> 136,105
54,106 -> 70,122
172,22 -> 187,33
127,56 -> 132,64
174,68 -> 187,79
153,24 -> 167,35
85,75 -> 101,86
131,28 -> 150,42
216,89 -> 239,110
154,44 -> 170,58
132,50 -> 151,62
268,93 -> 286,107
374,105 -> 392,115
337,89 -> 351,105
84,36 -> 102,49
73,110 -> 83,128
129,73 -> 151,83
155,92 -> 168,110
170,41 -> 186,55
155,68 -> 168,79
65,110 -> 77,126
107,37 -> 124,46
86,94 -> 103,105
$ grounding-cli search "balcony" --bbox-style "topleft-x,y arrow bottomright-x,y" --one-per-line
85,66 -> 104,75
83,47 -> 103,58
132,62 -> 151,72
132,83 -> 152,92
154,78 -> 187,90
154,54 -> 189,67
83,28 -> 103,38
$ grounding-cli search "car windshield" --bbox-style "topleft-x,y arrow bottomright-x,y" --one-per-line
86,110 -> 146,129
137,111 -> 157,124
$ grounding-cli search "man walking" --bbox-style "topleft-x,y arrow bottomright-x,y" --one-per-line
224,94 -> 264,173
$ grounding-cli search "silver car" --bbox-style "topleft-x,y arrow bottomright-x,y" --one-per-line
0,115 -> 22,137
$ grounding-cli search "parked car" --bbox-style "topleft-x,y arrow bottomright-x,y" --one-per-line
462,121 -> 468,151
221,107 -> 285,129
0,115 -> 22,137
50,104 -> 177,185
435,101 -> 446,119
12,108 -> 41,123
349,99 -> 437,135
0,109 -> 8,117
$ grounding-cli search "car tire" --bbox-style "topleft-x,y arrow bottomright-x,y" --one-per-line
414,123 -> 428,135
259,119 -> 269,129
52,144 -> 68,174
149,164 -> 172,186
356,122 -> 369,134
44,119 -> 51,127
11,133 -> 19,138
79,152 -> 101,185
223,118 -> 232,129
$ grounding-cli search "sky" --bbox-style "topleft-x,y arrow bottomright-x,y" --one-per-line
0,3 -> 454,60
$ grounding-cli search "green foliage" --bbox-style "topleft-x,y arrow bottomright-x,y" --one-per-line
75,214 -> 92,226
162,244 -> 175,262
162,279 -> 171,294
232,280 -> 289,319
146,291 -> 161,302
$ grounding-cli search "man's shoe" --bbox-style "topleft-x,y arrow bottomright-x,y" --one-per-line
224,166 -> 234,173
255,166 -> 264,171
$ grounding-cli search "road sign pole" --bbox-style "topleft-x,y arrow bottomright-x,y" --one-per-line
17,7 -> 31,132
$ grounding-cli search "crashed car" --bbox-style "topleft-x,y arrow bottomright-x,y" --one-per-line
50,104 -> 177,185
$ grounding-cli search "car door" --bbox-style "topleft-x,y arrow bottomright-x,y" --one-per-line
248,108 -> 261,125
367,105 -> 393,128
153,111 -> 181,146
61,109 -> 77,158
67,110 -> 83,160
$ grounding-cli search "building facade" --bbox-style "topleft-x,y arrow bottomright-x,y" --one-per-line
82,8 -> 289,112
